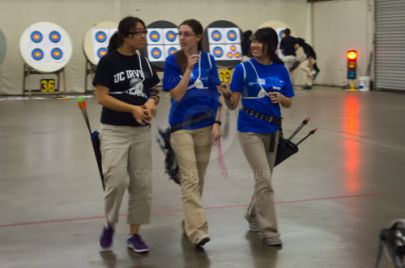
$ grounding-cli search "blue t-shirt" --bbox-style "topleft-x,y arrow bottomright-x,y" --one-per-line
163,51 -> 221,129
230,58 -> 294,134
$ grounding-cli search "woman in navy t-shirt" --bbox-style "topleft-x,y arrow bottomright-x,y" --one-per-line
163,19 -> 222,248
93,16 -> 160,253
219,27 -> 294,247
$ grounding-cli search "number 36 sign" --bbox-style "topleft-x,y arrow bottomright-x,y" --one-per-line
41,79 -> 55,92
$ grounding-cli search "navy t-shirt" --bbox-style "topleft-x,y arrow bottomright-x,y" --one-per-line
162,51 -> 221,129
230,58 -> 295,134
93,50 -> 160,126
280,36 -> 298,56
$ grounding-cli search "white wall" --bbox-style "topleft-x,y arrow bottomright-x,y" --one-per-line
0,0 -> 309,95
0,0 -> 121,95
311,0 -> 374,87
121,0 -> 308,35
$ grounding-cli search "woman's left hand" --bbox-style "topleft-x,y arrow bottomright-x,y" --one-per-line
268,92 -> 292,108
211,123 -> 222,145
268,92 -> 284,104
143,99 -> 157,119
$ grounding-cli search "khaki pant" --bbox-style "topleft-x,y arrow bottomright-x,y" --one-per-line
300,57 -> 316,86
238,131 -> 280,238
170,126 -> 212,244
99,124 -> 152,225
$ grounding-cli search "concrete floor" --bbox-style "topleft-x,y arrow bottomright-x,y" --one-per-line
0,86 -> 404,268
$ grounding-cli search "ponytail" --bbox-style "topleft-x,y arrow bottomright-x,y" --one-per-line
107,32 -> 122,52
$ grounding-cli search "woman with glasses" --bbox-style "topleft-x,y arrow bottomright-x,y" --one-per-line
162,19 -> 222,248
93,16 -> 160,253
219,27 -> 294,247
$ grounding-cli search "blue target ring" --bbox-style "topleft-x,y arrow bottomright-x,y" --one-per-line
167,47 -> 178,55
31,48 -> 44,61
166,31 -> 177,42
278,29 -> 285,40
95,31 -> 107,43
51,48 -> 63,60
227,30 -> 237,41
97,47 -> 108,58
213,47 -> 224,58
211,30 -> 222,42
149,31 -> 161,43
151,47 -> 162,59
31,31 -> 43,43
49,31 -> 61,43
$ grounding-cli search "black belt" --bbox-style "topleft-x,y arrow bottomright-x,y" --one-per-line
170,110 -> 213,133
242,107 -> 281,125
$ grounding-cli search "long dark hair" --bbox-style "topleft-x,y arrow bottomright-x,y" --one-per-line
252,27 -> 283,64
107,16 -> 146,51
242,30 -> 253,57
175,19 -> 204,74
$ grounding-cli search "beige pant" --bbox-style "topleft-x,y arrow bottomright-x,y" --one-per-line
238,131 -> 280,238
99,124 -> 152,225
300,57 -> 316,86
170,126 -> 212,244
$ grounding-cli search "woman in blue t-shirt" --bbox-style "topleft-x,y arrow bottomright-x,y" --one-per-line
219,27 -> 294,247
93,16 -> 160,253
163,19 -> 222,248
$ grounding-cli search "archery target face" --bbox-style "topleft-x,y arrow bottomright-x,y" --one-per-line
0,30 -> 7,64
208,27 -> 240,44
147,29 -> 164,45
210,44 -> 242,61
207,26 -> 242,63
145,22 -> 179,66
163,28 -> 179,44
165,45 -> 180,57
19,22 -> 72,73
147,45 -> 165,62
83,22 -> 118,65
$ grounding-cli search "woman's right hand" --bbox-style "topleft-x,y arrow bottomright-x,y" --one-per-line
186,54 -> 199,71
218,83 -> 231,97
131,105 -> 150,125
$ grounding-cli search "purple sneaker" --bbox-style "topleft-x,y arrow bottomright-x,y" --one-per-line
127,234 -> 149,253
99,224 -> 114,249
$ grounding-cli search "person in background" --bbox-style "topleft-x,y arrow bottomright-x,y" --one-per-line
279,28 -> 298,72
293,37 -> 320,90
162,19 -> 222,248
93,16 -> 160,253
219,27 -> 294,247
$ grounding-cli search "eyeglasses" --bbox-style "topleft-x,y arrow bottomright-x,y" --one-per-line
129,30 -> 148,37
177,32 -> 196,38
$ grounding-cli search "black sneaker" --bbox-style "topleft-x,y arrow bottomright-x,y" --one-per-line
194,235 -> 210,248
313,70 -> 320,80
302,85 -> 312,90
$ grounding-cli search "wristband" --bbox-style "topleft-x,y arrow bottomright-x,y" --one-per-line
223,93 -> 232,99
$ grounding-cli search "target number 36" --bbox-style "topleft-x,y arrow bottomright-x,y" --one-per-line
41,79 -> 55,93
218,69 -> 233,84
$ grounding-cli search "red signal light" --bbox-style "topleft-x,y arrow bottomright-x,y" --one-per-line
346,50 -> 358,61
